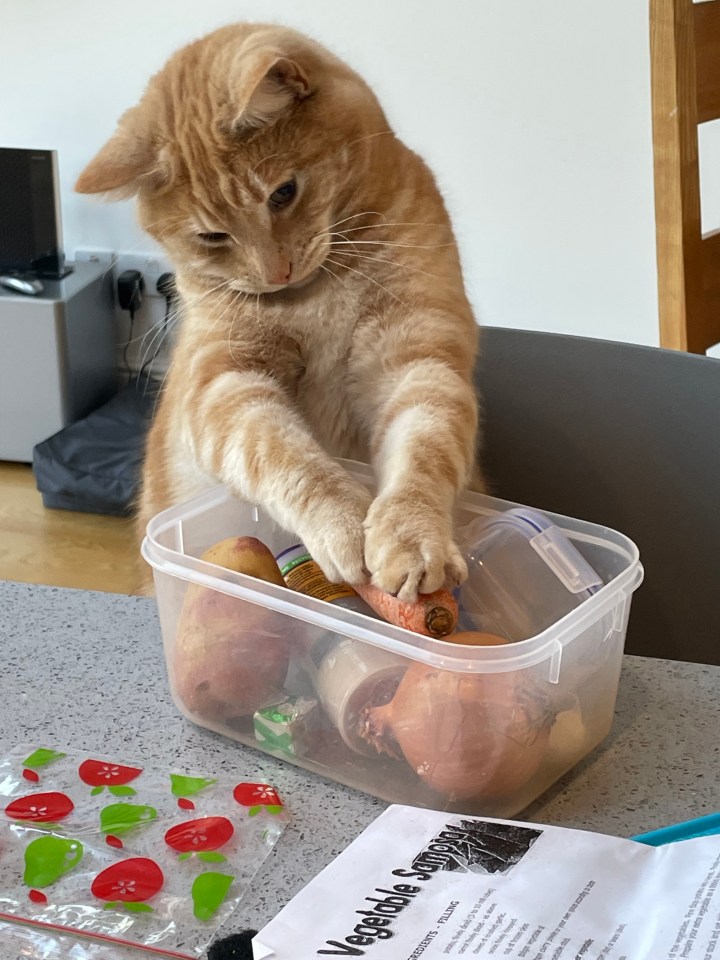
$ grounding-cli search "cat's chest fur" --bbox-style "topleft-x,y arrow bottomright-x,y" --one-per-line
264,281 -> 369,460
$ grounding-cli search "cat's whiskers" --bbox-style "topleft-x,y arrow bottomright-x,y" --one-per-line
134,277 -> 234,375
251,152 -> 282,173
134,304 -> 186,388
332,231 -> 361,255
328,248 -> 441,281
152,358 -> 174,418
136,314 -> 179,381
133,318 -> 167,378
156,276 -> 234,334
321,211 -> 386,234
330,239 -> 455,250
142,215 -> 189,233
345,130 -> 396,149
225,290 -> 251,366
197,285 -> 243,356
318,261 -> 346,287
140,316 -> 184,394
122,326 -> 166,348
229,293 -> 261,365
182,277 -> 239,311
325,257 -> 408,306
152,346 -> 180,420
223,291 -> 261,363
318,221 -> 451,236
148,273 -> 217,408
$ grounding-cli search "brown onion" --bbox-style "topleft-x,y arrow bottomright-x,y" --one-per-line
360,636 -> 556,800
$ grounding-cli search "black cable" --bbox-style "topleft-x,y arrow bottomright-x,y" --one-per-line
122,306 -> 136,376
117,270 -> 144,379
139,287 -> 173,381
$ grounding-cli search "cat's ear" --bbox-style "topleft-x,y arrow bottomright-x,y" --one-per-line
75,105 -> 162,197
231,51 -> 312,131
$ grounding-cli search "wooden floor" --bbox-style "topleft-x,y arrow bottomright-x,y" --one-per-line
0,461 -> 141,594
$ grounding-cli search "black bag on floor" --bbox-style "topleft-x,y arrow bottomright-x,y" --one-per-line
32,377 -> 159,517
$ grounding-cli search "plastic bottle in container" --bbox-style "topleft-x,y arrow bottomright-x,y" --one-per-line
276,544 -> 377,615
275,544 -> 380,665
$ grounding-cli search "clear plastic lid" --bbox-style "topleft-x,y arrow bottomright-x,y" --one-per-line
458,507 -> 603,642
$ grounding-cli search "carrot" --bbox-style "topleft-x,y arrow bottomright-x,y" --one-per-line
354,583 -> 458,638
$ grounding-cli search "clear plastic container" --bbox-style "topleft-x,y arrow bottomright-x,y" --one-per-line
142,459 -> 643,817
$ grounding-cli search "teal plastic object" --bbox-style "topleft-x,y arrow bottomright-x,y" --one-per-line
632,812 -> 720,846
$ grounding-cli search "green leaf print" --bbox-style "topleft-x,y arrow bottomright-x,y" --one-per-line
170,774 -> 217,797
100,803 -> 158,836
24,836 -> 84,888
108,785 -> 137,797
191,872 -> 234,921
23,748 -> 67,769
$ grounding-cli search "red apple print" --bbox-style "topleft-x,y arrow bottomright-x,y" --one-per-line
177,798 -> 195,811
29,889 -> 48,905
23,770 -> 40,784
5,792 -> 74,824
233,782 -> 283,816
91,858 -> 164,911
106,836 -> 124,849
79,760 -> 142,796
164,817 -> 234,857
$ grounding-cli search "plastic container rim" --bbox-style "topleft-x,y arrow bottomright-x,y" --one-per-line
142,463 -> 643,675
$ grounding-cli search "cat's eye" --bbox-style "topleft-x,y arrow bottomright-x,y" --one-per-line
269,179 -> 297,209
197,232 -> 230,244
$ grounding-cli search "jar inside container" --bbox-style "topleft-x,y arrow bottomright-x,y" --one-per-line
458,508 -> 603,641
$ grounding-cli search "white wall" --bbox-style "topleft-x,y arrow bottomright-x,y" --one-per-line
0,0 -> 664,345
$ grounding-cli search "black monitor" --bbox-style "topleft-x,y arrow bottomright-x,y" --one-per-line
0,147 -> 70,278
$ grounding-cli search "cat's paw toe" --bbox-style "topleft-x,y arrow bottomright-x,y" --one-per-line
443,544 -> 468,590
311,530 -> 367,586
364,495 -> 466,602
299,485 -> 371,585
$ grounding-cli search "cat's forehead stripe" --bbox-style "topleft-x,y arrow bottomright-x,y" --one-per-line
246,170 -> 270,200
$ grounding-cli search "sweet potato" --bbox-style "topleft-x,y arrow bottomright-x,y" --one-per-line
172,536 -> 290,721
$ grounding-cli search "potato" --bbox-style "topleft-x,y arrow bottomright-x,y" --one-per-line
172,536 -> 291,721
199,536 -> 287,586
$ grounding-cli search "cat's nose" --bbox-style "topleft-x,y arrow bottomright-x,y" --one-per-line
266,257 -> 292,286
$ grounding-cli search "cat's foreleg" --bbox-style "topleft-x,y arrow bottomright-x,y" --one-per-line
186,367 -> 372,584
361,354 -> 479,602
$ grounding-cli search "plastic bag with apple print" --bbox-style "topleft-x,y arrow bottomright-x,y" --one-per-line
0,745 -> 288,958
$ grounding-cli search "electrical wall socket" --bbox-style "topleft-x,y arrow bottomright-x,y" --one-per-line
73,248 -> 173,298
74,248 -> 115,269
74,246 -> 175,378
114,252 -> 173,299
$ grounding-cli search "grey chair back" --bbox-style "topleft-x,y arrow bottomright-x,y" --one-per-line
476,326 -> 720,664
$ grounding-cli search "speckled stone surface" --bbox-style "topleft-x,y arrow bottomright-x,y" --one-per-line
2,580 -> 720,955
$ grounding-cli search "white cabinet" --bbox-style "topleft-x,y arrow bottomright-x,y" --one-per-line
0,262 -> 117,462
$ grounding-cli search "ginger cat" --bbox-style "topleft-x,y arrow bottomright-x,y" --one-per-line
76,23 -> 481,600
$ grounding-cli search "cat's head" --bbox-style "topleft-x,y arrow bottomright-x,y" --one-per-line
76,24 -> 389,293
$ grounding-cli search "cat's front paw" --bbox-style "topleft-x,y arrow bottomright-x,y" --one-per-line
298,485 -> 372,586
363,494 -> 467,602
